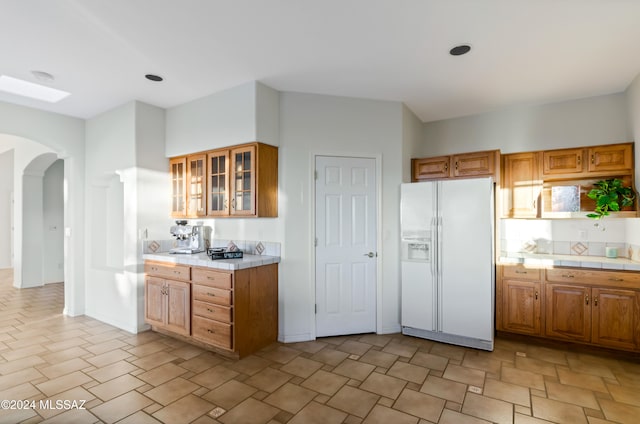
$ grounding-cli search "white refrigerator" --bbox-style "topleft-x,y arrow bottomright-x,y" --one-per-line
400,177 -> 495,351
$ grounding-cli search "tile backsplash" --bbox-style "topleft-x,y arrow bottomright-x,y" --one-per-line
501,218 -> 639,261
142,238 -> 281,256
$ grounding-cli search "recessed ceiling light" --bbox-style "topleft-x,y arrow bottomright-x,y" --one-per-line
31,70 -> 55,83
0,75 -> 70,103
145,74 -> 163,82
449,44 -> 471,56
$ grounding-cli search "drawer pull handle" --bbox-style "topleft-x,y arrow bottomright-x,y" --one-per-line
515,270 -> 528,274
207,293 -> 216,297
207,329 -> 215,333
561,274 -> 575,278
594,297 -> 598,306
207,308 -> 214,313
608,277 -> 624,282
535,291 -> 538,300
585,295 -> 589,305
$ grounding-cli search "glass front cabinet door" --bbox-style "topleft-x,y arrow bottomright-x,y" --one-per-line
207,150 -> 229,216
187,154 -> 206,217
230,145 -> 256,216
170,157 -> 187,217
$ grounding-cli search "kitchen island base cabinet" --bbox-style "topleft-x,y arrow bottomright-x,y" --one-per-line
145,260 -> 278,359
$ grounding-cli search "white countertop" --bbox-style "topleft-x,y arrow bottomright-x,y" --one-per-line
499,253 -> 640,272
143,252 -> 280,271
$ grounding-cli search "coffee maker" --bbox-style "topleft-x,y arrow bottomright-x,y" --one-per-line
169,221 -> 205,254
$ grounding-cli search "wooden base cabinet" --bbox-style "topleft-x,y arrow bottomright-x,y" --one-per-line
145,260 -> 278,359
498,265 -> 640,352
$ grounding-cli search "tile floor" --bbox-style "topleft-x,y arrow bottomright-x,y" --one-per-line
0,269 -> 639,424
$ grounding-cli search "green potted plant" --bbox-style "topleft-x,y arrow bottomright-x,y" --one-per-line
586,178 -> 636,219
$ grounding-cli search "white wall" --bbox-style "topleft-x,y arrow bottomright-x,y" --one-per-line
627,73 -> 640,190
43,160 -> 64,284
0,101 -> 85,315
402,104 -> 424,183
0,150 -> 13,268
279,92 -> 404,341
422,93 -> 630,156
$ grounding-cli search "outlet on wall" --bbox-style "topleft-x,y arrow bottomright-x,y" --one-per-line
578,229 -> 587,240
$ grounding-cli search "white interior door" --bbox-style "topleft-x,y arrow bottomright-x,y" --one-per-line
315,156 -> 377,337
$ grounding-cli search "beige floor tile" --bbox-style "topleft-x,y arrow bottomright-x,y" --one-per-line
229,354 -> 273,376
203,379 -> 257,409
463,354 -> 503,375
386,361 -> 428,384
531,395 -> 588,424
359,350 -> 398,369
131,351 -> 178,370
546,380 -> 599,409
218,397 -> 279,424
332,359 -> 376,381
137,362 -> 188,386
462,392 -> 514,424
515,356 -> 558,378
288,340 -> 329,354
287,400 -> 347,424
420,375 -> 467,403
336,340 -> 373,356
360,372 -> 406,399
501,365 -> 546,391
90,391 -> 154,423
0,382 -> 41,401
0,408 -> 38,424
358,334 -> 393,348
264,382 -> 317,413
440,408 -> 493,424
115,410 -> 162,424
127,341 -> 170,358
169,344 -> 206,360
189,364 -> 238,390
410,351 -> 449,371
1,343 -> 48,361
86,359 -> 139,383
39,408 -> 99,424
41,346 -> 90,364
513,413 -> 554,424
86,348 -> 132,368
568,357 -> 617,379
599,398 -> 640,424
145,377 -> 201,405
311,348 -> 350,366
39,357 -> 92,379
258,345 -> 300,364
301,369 -> 349,396
35,386 -> 96,420
152,394 -> 214,423
606,383 -> 640,407
362,404 -> 418,424
244,366 -> 292,392
443,363 -> 485,387
280,356 -> 324,378
430,343 -> 466,361
35,370 -> 92,397
382,342 -> 417,358
179,352 -> 223,373
393,388 -> 445,422
84,338 -> 129,355
484,378 -> 530,407
0,354 -> 45,375
557,367 -> 608,393
88,373 -> 146,401
327,385 -> 379,418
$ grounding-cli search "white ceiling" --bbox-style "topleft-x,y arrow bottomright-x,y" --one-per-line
2,0 -> 640,122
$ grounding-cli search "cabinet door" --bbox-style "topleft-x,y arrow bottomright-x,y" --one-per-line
502,153 -> 541,218
412,156 -> 450,181
502,280 -> 542,335
187,154 -> 206,217
230,145 -> 256,216
145,276 -> 166,327
165,280 -> 191,336
170,157 -> 187,218
207,150 -> 230,216
542,148 -> 585,177
452,151 -> 496,178
587,144 -> 633,173
545,284 -> 591,342
591,288 -> 637,350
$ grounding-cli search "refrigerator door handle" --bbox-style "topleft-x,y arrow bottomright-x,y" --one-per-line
430,217 -> 436,279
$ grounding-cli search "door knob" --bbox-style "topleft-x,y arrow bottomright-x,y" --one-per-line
364,252 -> 375,258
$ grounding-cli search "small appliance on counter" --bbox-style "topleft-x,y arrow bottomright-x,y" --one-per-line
207,247 -> 244,260
169,220 -> 205,254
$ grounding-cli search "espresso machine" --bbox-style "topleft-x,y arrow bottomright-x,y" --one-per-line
169,221 -> 205,254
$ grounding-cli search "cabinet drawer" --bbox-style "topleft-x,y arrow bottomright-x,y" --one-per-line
193,300 -> 232,323
192,268 -> 232,289
145,262 -> 190,281
192,316 -> 232,349
502,265 -> 541,281
192,284 -> 232,306
546,268 -> 640,288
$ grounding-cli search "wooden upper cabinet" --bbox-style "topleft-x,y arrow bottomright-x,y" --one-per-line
588,143 -> 633,173
412,156 -> 450,181
187,154 -> 207,217
502,152 -> 541,218
170,157 -> 187,218
452,150 -> 498,178
171,142 -> 278,218
412,150 -> 499,181
542,148 -> 585,177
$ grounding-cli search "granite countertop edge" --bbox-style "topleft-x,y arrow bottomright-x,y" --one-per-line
499,253 -> 640,272
143,252 -> 280,270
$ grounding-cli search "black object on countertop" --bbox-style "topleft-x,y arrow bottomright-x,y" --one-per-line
207,248 -> 244,260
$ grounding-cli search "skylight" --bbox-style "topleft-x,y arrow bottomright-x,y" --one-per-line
0,75 -> 70,103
